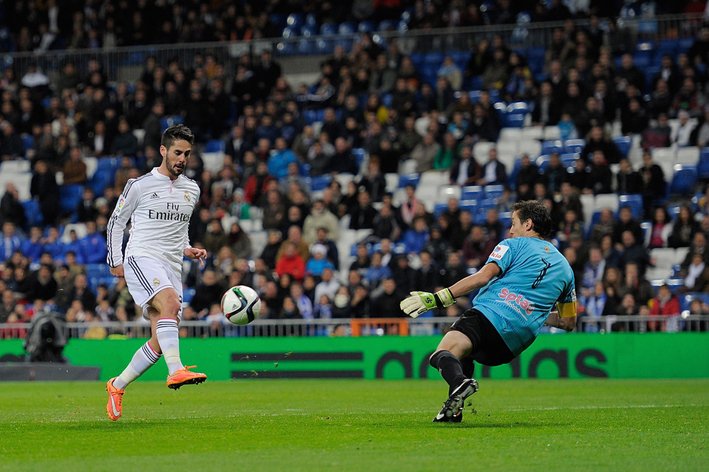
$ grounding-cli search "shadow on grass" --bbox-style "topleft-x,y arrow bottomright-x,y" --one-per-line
430,421 -> 569,429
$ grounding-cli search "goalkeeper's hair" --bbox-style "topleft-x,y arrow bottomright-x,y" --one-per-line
511,200 -> 553,238
161,124 -> 194,149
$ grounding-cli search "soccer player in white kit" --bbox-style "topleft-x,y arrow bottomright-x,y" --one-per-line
105,124 -> 208,421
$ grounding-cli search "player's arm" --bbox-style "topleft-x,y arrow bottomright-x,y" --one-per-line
545,301 -> 578,331
106,179 -> 140,275
182,186 -> 207,265
400,262 -> 501,318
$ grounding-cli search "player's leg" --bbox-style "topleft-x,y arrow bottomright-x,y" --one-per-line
150,288 -> 206,389
430,330 -> 473,393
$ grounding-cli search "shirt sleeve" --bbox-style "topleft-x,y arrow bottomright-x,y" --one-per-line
106,179 -> 140,267
181,186 -> 200,253
559,276 -> 577,304
485,238 -> 515,273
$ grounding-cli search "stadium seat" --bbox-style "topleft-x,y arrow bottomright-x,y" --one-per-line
160,115 -> 184,132
59,184 -> 84,216
669,165 -> 698,196
536,155 -> 551,172
618,194 -> 644,219
563,139 -> 585,154
541,140 -> 563,155
483,184 -> 504,201
309,175 -> 332,192
461,185 -> 483,201
698,148 -> 709,177
358,20 -> 374,33
398,173 -> 420,189
319,23 -> 337,36
205,139 -> 224,153
22,200 -> 43,228
286,13 -> 304,30
89,169 -> 112,196
338,22 -> 356,35
613,136 -> 632,158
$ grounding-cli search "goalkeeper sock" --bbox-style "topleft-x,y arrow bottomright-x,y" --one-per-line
430,350 -> 466,394
156,318 -> 184,375
113,342 -> 161,389
460,356 -> 476,394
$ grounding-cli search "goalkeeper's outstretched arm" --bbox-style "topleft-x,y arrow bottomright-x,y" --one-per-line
400,263 -> 501,317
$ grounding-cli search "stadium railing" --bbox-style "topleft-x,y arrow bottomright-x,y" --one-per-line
1,315 -> 708,340
1,14 -> 702,85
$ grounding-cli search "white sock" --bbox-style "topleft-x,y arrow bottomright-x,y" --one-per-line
113,342 -> 161,389
156,318 -> 183,375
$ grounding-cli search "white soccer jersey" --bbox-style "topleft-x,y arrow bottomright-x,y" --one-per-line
107,168 -> 200,273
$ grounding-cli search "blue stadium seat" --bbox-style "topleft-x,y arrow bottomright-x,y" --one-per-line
286,13 -> 304,30
536,154 -> 551,172
424,52 -> 444,65
614,136 -> 632,158
358,20 -> 374,33
282,26 -> 299,39
22,200 -> 43,228
315,38 -> 334,54
205,139 -> 224,153
352,148 -> 366,168
320,23 -> 337,36
656,39 -> 679,58
459,200 -> 478,215
297,39 -> 315,55
20,134 -> 35,154
505,102 -> 529,128
483,184 -> 504,201
669,165 -> 698,196
309,175 -> 332,191
304,13 -> 318,27
160,115 -> 184,132
300,24 -> 317,37
563,139 -> 585,154
678,37 -> 694,53
338,22 -> 356,35
698,148 -> 709,179
398,173 -> 420,189
618,194 -> 644,219
461,185 -> 483,201
560,153 -> 579,168
59,184 -> 84,216
90,169 -> 112,196
433,202 -> 448,218
541,140 -> 563,155
378,19 -> 395,31
183,287 -> 196,304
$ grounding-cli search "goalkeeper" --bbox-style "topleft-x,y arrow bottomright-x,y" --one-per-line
400,200 -> 577,422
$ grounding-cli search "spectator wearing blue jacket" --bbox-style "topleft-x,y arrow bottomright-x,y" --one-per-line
364,251 -> 392,289
401,216 -> 430,254
305,244 -> 336,278
80,221 -> 108,265
21,226 -> 45,264
268,137 -> 297,180
62,229 -> 85,264
0,222 -> 24,263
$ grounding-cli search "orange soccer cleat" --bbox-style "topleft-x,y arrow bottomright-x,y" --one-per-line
105,377 -> 125,421
166,365 -> 207,390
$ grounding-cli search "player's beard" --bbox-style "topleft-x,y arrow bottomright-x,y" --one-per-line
168,159 -> 185,177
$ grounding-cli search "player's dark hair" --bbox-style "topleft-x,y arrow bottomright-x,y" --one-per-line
161,124 -> 194,149
511,200 -> 553,238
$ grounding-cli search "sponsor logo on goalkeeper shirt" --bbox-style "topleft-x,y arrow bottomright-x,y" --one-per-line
498,287 -> 534,316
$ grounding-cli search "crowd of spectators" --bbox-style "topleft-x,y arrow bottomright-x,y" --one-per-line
4,1 -> 702,54
2,3 -> 709,338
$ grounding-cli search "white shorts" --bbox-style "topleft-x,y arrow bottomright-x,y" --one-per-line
123,256 -> 183,320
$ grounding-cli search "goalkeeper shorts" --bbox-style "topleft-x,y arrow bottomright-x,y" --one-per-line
450,309 -> 514,366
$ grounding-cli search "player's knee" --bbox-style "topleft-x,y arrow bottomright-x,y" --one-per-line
158,297 -> 182,318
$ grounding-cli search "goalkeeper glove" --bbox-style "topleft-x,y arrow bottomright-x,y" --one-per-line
399,288 -> 456,318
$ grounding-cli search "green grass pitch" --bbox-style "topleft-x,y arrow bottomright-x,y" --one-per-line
0,379 -> 707,471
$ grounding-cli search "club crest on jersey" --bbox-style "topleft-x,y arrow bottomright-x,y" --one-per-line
490,244 -> 509,260
153,278 -> 160,287
184,192 -> 191,203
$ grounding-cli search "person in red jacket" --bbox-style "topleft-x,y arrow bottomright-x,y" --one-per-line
275,240 -> 305,281
648,284 -> 680,332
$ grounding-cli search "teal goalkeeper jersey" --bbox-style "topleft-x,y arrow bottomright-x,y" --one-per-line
472,237 -> 576,356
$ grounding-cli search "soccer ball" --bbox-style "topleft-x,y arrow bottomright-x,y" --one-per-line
221,285 -> 261,325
